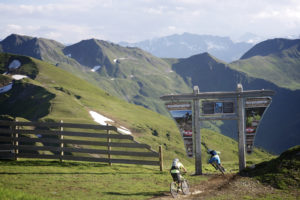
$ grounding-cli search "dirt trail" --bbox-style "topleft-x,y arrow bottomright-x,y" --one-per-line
150,173 -> 276,200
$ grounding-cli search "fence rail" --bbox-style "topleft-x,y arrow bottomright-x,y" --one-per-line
0,120 -> 163,170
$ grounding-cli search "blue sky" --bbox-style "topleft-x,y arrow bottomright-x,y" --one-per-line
1,0 -> 299,43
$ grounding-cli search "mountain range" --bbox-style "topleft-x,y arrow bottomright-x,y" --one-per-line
119,32 -> 254,62
1,33 -> 300,154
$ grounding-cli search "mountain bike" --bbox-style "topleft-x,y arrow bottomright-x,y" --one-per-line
211,162 -> 226,175
170,173 -> 190,198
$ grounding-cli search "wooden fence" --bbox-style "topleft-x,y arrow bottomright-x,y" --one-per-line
0,120 -> 163,171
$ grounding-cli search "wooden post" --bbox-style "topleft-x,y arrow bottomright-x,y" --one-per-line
237,84 -> 246,171
159,145 -> 163,172
14,119 -> 19,161
107,124 -> 111,166
60,120 -> 64,162
193,86 -> 202,175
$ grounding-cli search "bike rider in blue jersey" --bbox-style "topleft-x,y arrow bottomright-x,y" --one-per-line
208,150 -> 221,165
208,149 -> 226,172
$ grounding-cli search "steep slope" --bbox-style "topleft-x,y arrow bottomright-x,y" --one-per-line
120,32 -> 253,62
0,34 -> 89,79
0,52 -> 271,167
244,145 -> 300,190
0,34 -> 43,59
0,34 -> 191,115
62,38 -> 191,114
230,38 -> 300,90
169,53 -> 300,154
240,38 -> 300,59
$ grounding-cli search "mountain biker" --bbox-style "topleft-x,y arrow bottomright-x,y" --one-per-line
208,150 -> 221,165
170,158 -> 187,183
208,149 -> 225,172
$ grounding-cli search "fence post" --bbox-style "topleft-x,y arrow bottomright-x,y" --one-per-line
14,119 -> 19,161
107,124 -> 111,166
60,120 -> 64,162
159,145 -> 163,171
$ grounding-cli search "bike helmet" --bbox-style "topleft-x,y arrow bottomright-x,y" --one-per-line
210,150 -> 217,156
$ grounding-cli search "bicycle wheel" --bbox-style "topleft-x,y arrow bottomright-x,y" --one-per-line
181,180 -> 190,195
170,182 -> 179,198
216,164 -> 225,175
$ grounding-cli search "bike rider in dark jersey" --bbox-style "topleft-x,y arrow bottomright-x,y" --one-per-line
170,158 -> 187,183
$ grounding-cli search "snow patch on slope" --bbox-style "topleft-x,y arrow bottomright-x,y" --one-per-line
8,60 -> 21,70
91,66 -> 101,72
89,111 -> 132,135
12,74 -> 28,80
0,83 -> 13,93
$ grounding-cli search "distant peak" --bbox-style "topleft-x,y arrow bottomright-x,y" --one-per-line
241,38 -> 300,59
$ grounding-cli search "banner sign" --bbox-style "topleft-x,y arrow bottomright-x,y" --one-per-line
165,102 -> 193,157
245,97 -> 272,154
202,101 -> 235,114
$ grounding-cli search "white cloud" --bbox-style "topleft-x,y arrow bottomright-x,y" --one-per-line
1,0 -> 300,42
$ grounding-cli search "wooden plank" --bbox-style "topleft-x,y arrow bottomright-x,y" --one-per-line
193,86 -> 202,175
14,145 -> 158,157
2,137 -> 60,144
18,154 -> 159,166
0,136 -> 12,142
237,84 -> 246,171
18,153 -> 60,160
0,121 -> 117,131
0,128 -> 133,140
110,158 -> 159,166
199,114 -> 238,121
160,89 -> 275,100
0,144 -> 12,150
62,155 -> 109,163
1,136 -> 152,150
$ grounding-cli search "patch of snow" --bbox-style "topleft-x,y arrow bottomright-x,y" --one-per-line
66,53 -> 72,58
169,70 -> 173,73
130,75 -> 134,78
89,111 -> 114,126
89,111 -> 132,135
205,41 -> 225,50
8,60 -> 21,70
118,126 -> 132,135
12,74 -> 28,80
110,78 -> 115,81
0,83 -> 13,93
91,65 -> 101,72
113,57 -> 127,63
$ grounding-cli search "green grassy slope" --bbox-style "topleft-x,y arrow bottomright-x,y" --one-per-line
230,39 -> 300,90
63,39 -> 192,114
1,34 -> 192,115
243,145 -> 300,190
0,53 -> 271,168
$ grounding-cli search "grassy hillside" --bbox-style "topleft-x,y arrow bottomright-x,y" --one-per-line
243,145 -> 300,190
0,34 -> 192,115
230,39 -> 300,90
62,38 -> 192,115
0,53 -> 271,167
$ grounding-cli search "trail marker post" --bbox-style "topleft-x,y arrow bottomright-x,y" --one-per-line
161,84 -> 275,174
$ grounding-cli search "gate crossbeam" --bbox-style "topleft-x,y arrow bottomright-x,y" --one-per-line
160,89 -> 275,100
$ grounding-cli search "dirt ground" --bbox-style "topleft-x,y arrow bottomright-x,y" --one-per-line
150,173 -> 294,200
